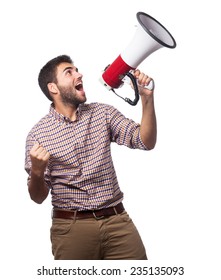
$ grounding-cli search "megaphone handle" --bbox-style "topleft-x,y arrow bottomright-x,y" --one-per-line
112,72 -> 154,106
124,72 -> 155,105
111,72 -> 139,106
124,72 -> 140,106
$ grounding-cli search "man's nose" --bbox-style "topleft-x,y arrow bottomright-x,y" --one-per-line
75,72 -> 83,78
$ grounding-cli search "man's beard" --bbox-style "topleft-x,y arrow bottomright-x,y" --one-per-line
57,84 -> 86,106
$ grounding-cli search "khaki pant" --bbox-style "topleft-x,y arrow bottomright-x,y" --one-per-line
50,211 -> 147,260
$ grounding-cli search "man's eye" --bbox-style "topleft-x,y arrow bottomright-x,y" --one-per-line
66,70 -> 72,75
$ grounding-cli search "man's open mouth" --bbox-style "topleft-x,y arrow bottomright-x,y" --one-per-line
75,83 -> 83,91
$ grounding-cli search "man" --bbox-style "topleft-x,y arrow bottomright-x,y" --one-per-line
25,54 -> 157,260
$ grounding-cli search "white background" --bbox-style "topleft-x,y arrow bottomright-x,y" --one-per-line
1,0 -> 220,279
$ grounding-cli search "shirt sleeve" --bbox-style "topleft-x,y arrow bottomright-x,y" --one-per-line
107,105 -> 148,150
24,131 -> 52,189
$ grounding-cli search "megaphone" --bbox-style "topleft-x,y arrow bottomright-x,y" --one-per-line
100,12 -> 176,105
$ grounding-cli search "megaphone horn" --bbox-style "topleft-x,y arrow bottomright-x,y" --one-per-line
100,12 -> 176,105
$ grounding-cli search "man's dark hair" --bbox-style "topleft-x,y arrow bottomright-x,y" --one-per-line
38,55 -> 73,101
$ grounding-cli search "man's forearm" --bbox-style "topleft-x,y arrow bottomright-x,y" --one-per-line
28,171 -> 49,204
140,95 -> 157,150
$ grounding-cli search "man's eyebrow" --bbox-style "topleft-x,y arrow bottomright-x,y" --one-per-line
63,66 -> 78,72
63,66 -> 74,72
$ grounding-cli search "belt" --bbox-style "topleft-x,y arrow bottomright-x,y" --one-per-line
52,202 -> 124,220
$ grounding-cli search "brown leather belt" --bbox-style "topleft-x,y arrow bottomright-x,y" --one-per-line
52,202 -> 124,220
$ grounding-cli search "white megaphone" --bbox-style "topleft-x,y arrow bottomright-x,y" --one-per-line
100,12 -> 176,105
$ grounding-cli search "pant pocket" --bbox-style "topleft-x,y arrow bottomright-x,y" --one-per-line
50,218 -> 74,236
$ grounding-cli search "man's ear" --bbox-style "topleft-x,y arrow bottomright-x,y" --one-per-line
47,82 -> 58,94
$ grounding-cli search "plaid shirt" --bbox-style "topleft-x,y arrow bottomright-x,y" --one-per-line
25,103 -> 147,210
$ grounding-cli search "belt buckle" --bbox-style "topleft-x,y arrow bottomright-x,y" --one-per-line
92,211 -> 105,220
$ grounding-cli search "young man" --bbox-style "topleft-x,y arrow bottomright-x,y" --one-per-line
25,54 -> 157,260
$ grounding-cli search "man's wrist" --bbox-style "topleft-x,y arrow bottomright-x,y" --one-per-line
30,167 -> 45,178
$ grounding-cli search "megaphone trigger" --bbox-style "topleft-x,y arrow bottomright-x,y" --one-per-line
122,71 -> 155,91
145,79 -> 155,91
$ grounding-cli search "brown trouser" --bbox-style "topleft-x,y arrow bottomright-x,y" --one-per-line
50,211 -> 147,260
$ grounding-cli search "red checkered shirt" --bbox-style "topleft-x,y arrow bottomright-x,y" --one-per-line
25,103 -> 148,210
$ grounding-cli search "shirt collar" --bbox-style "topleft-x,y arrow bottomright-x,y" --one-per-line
49,103 -> 83,123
